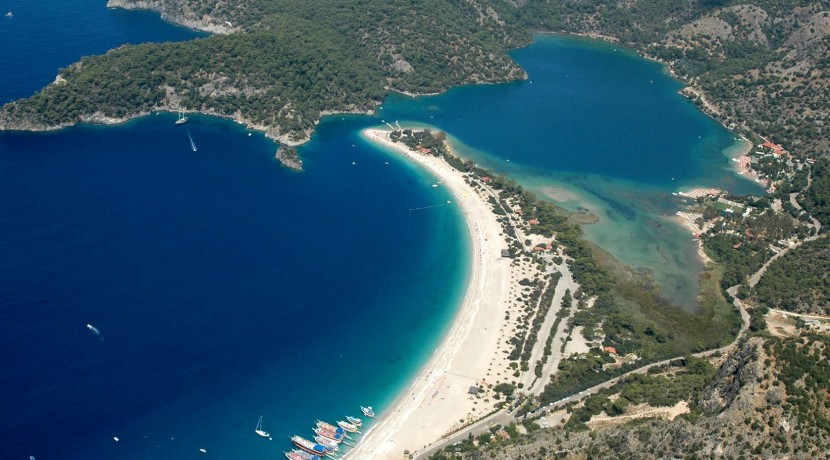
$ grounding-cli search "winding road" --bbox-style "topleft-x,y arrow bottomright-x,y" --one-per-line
415,169 -> 823,460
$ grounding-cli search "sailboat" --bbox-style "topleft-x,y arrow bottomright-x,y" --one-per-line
175,110 -> 188,125
5,10 -> 12,18
255,415 -> 270,438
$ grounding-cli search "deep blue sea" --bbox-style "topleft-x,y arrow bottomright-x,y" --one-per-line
0,0 -> 207,105
1,5 -> 467,459
1,5 -> 761,459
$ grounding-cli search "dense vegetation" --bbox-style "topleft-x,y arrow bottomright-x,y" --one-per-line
5,0 -> 830,156
443,337 -> 830,459
766,335 -> 830,434
0,0 -> 525,142
564,356 -> 715,430
703,232 -> 771,289
391,129 -> 449,156
428,159 -> 741,405
2,28 -> 385,141
800,158 -> 830,228
754,235 -> 830,314
4,0 -> 830,457
507,0 -> 830,157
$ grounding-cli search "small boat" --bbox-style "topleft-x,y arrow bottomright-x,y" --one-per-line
285,450 -> 321,460
291,436 -> 328,457
337,420 -> 361,434
255,415 -> 269,438
360,406 -> 376,418
345,416 -> 362,426
175,110 -> 188,125
313,436 -> 340,453
5,10 -> 11,18
316,421 -> 346,436
313,427 -> 345,443
187,129 -> 197,152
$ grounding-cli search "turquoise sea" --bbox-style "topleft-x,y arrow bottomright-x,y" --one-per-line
1,4 -> 760,459
378,35 -> 763,308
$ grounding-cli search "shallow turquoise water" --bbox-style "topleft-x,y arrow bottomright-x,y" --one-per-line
1,8 -> 763,459
377,34 -> 763,309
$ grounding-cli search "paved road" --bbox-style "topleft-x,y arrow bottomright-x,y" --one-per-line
416,177 -> 825,459
416,283 -> 752,460
414,409 -> 515,459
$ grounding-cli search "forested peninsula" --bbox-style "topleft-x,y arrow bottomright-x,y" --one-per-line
4,2 -> 830,457
0,0 -> 526,147
2,0 -> 829,160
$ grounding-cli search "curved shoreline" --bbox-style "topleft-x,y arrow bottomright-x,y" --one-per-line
352,128 -> 518,459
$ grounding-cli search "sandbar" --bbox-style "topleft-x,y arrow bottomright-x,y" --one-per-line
349,128 -> 523,459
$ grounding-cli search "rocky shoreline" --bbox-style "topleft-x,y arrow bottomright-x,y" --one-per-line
106,0 -> 235,34
275,145 -> 303,171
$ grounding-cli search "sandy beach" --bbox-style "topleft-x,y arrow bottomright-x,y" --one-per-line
728,139 -> 768,186
349,128 -> 529,459
677,188 -> 722,199
673,211 -> 713,265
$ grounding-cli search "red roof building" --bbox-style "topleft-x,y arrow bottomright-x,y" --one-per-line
761,141 -> 784,153
416,146 -> 431,154
528,219 -> 539,225
603,346 -> 618,355
481,176 -> 492,183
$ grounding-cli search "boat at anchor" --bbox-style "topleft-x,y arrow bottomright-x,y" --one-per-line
313,436 -> 340,453
313,427 -> 345,443
285,449 -> 321,460
291,436 -> 328,457
255,415 -> 270,438
360,406 -> 376,418
337,420 -> 361,433
316,420 -> 347,437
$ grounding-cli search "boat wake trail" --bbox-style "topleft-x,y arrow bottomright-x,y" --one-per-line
86,323 -> 104,341
187,129 -> 197,152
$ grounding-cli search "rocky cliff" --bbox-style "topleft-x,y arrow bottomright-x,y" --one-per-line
106,0 -> 235,34
448,336 -> 830,459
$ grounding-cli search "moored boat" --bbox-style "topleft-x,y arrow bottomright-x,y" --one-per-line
316,420 -> 347,437
345,415 -> 362,426
313,427 -> 344,443
285,449 -> 321,460
337,420 -> 361,433
291,435 -> 328,457
314,436 -> 340,452
361,406 -> 376,418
